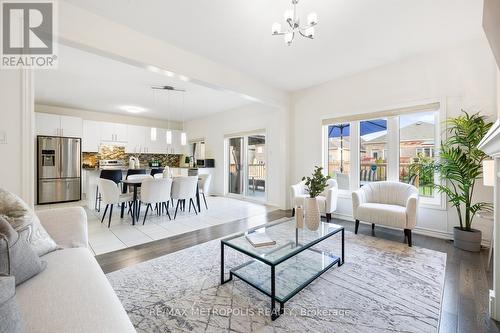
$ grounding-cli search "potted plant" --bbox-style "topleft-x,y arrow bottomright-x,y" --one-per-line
432,111 -> 493,251
302,166 -> 331,230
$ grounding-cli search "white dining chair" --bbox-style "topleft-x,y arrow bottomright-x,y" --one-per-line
98,178 -> 133,228
139,178 -> 173,224
171,176 -> 198,219
198,174 -> 212,210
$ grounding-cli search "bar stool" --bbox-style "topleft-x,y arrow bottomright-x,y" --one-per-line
95,169 -> 123,212
150,168 -> 164,179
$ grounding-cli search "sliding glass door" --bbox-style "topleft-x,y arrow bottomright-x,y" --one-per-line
226,133 -> 267,201
228,137 -> 244,195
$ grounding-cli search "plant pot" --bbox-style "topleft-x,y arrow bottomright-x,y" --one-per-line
304,197 -> 320,231
453,227 -> 482,252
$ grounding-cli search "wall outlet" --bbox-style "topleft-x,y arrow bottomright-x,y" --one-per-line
0,131 -> 6,144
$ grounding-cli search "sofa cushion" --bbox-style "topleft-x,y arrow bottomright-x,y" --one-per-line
0,276 -> 23,333
356,203 -> 407,229
0,188 -> 57,256
0,217 -> 46,286
16,248 -> 135,333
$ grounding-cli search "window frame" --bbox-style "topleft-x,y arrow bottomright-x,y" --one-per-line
322,101 -> 446,209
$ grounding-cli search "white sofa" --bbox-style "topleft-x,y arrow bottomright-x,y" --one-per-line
290,179 -> 338,222
16,207 -> 136,333
352,181 -> 418,246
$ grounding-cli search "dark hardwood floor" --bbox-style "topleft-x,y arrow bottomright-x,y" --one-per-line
96,210 -> 500,333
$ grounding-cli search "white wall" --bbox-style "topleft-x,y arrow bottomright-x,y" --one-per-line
185,103 -> 289,208
0,70 -> 23,196
35,104 -> 183,129
291,38 -> 498,242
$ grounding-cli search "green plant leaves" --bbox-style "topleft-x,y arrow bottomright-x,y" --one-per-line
302,166 -> 331,198
430,110 -> 492,231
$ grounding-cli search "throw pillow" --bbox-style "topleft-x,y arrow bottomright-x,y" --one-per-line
0,217 -> 46,286
0,276 -> 23,333
0,188 -> 57,256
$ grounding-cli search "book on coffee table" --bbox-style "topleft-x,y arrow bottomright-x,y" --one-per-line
245,233 -> 276,247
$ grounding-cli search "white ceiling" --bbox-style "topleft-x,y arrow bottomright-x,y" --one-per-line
35,45 -> 252,121
64,0 -> 485,91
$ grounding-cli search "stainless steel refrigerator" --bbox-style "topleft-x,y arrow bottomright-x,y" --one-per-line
37,136 -> 81,204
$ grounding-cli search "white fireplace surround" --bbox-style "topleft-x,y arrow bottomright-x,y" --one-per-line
478,119 -> 500,320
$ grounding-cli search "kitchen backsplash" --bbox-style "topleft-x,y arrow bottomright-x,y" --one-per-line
82,145 -> 181,169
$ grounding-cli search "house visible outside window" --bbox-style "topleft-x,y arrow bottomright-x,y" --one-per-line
327,123 -> 351,190
399,111 -> 437,198
360,118 -> 388,185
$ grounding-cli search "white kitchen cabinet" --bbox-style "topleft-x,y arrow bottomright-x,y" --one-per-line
82,120 -> 101,152
36,113 -> 82,137
145,127 -> 168,154
60,116 -> 83,137
36,113 -> 60,136
126,125 -> 146,153
100,122 -> 128,143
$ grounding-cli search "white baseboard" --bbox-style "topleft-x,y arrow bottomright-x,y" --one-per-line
332,212 -> 492,247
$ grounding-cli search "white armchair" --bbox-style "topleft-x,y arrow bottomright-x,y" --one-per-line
291,179 -> 338,222
352,181 -> 419,246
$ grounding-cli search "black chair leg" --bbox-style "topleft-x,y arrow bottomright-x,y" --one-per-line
326,213 -> 331,222
404,229 -> 412,247
202,193 -> 208,210
101,204 -> 109,223
120,203 -> 125,218
137,201 -> 142,220
355,219 -> 360,234
143,204 -> 151,225
108,204 -> 113,228
292,207 -> 295,217
372,223 -> 375,230
190,198 -> 198,215
174,200 -> 181,219
95,187 -> 99,211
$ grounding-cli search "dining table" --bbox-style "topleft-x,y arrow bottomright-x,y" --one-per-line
121,176 -> 201,225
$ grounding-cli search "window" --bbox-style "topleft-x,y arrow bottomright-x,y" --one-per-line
359,118 -> 388,185
327,123 -> 350,190
323,103 -> 441,205
399,112 -> 437,197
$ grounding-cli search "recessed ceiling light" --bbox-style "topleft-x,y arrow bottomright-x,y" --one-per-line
120,105 -> 147,114
178,75 -> 190,82
146,65 -> 160,73
163,70 -> 175,77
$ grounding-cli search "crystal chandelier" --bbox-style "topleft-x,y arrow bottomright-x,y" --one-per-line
271,0 -> 318,46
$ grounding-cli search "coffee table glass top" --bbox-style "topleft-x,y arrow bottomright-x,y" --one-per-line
222,218 -> 343,265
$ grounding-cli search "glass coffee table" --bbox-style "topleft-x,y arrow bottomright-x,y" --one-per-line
220,218 -> 344,320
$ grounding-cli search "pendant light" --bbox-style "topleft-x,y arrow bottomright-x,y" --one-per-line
181,90 -> 187,146
166,90 -> 172,145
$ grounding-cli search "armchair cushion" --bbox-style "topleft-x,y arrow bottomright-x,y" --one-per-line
355,203 -> 407,229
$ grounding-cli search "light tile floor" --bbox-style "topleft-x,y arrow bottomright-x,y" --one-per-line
36,196 -> 275,256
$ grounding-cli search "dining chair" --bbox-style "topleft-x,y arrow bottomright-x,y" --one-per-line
98,178 -> 133,228
171,176 -> 198,219
198,174 -> 212,210
126,174 -> 153,216
139,178 -> 173,224
95,169 -> 122,212
123,169 -> 147,192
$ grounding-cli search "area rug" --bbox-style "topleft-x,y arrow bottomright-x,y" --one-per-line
107,222 -> 446,333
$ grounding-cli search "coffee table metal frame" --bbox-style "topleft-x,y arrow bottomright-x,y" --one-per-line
220,220 -> 344,320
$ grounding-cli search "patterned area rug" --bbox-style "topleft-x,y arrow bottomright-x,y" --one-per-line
107,223 -> 446,333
